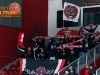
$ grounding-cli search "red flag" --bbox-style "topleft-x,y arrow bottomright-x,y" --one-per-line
18,32 -> 24,46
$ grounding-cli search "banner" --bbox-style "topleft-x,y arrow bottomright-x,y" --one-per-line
20,58 -> 65,75
63,2 -> 80,22
17,32 -> 24,46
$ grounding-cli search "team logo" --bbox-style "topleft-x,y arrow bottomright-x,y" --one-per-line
36,67 -> 46,75
65,31 -> 70,35
64,5 -> 78,19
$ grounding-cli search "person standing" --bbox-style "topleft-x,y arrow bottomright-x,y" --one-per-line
85,65 -> 90,75
88,66 -> 96,75
68,65 -> 76,75
48,45 -> 56,60
26,47 -> 33,58
17,46 -> 26,58
78,41 -> 85,64
21,68 -> 29,75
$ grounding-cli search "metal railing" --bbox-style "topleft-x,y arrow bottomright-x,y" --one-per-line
58,44 -> 100,75
96,68 -> 100,75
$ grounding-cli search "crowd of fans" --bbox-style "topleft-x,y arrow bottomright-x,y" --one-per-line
17,25 -> 100,66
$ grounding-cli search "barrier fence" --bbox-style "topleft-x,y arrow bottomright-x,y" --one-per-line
58,44 -> 100,75
96,68 -> 100,75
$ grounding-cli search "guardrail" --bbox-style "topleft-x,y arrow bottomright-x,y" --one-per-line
96,68 -> 100,75
58,44 -> 100,75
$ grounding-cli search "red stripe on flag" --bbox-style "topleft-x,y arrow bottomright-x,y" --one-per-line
58,59 -> 66,72
20,58 -> 22,74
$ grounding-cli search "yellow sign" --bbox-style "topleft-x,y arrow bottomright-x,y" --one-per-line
0,2 -> 21,17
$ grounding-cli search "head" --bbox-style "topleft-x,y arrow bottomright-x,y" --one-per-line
60,39 -> 63,43
86,65 -> 89,69
53,45 -> 57,49
85,38 -> 88,42
38,39 -> 42,42
62,49 -> 65,52
80,41 -> 83,44
24,68 -> 27,71
37,53 -> 40,56
69,65 -> 73,70
70,47 -> 73,50
90,66 -> 93,69
65,71 -> 69,75
51,45 -> 54,49
28,47 -> 31,51
73,39 -> 75,42
35,42 -> 38,47
1,70 -> 4,73
40,48 -> 44,53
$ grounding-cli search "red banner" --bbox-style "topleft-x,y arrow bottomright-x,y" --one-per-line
63,44 -> 83,49
18,32 -> 24,46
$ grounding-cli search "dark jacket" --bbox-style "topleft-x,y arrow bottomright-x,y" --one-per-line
21,71 -> 29,75
88,69 -> 96,75
68,69 -> 76,75
48,48 -> 56,57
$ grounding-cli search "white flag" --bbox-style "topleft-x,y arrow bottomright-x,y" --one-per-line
63,2 -> 80,22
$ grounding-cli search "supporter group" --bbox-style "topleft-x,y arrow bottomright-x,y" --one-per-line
17,25 -> 100,66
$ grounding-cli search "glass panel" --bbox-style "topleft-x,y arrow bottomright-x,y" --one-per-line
84,12 -> 95,25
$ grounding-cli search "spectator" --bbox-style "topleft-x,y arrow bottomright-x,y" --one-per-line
85,65 -> 90,75
26,47 -> 33,58
55,48 -> 60,59
78,41 -> 85,64
37,39 -> 44,48
17,46 -> 26,58
33,42 -> 40,59
93,38 -> 100,47
21,68 -> 29,75
68,48 -> 78,63
68,65 -> 76,75
36,53 -> 41,60
39,48 -> 47,60
48,45 -> 56,60
84,38 -> 91,61
65,71 -> 69,75
0,70 -> 7,75
88,66 -> 96,75
47,39 -> 53,49
59,48 -> 68,59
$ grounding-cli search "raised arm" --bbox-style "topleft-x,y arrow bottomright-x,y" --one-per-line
17,46 -> 25,52
84,27 -> 90,32
93,24 -> 98,31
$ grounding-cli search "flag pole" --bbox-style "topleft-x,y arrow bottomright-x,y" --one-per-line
63,20 -> 64,28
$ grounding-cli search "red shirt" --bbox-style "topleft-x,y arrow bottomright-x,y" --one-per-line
85,68 -> 90,75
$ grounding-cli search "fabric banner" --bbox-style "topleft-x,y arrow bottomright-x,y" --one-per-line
63,2 -> 80,22
20,58 -> 65,75
17,32 -> 24,46
84,24 -> 97,26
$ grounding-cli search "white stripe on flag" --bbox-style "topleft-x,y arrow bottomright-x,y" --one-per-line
22,58 -> 26,71
54,59 -> 62,74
